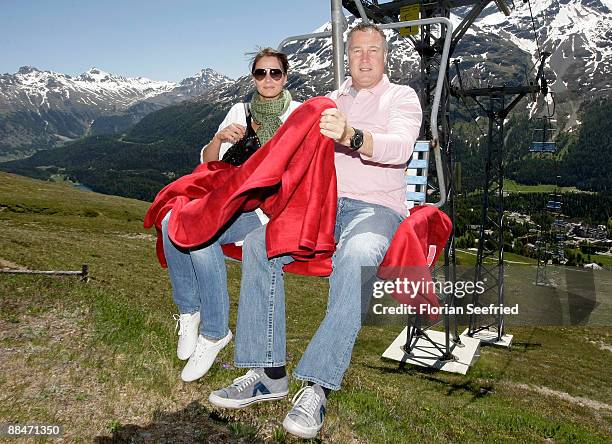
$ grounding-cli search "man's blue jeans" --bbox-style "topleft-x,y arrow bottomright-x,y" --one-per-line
161,210 -> 262,340
234,197 -> 404,390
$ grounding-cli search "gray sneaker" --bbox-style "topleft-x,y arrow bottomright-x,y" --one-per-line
208,368 -> 289,409
282,385 -> 327,439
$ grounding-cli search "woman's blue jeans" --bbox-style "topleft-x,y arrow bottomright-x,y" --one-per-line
161,210 -> 262,340
234,197 -> 404,390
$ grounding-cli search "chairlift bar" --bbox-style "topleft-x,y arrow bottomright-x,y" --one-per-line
277,31 -> 333,52
347,2 -> 452,142
353,0 -> 371,24
492,0 -> 511,16
453,1 -> 490,45
378,17 -> 453,207
282,5 -> 452,209
331,0 -> 347,89
329,2 -> 454,207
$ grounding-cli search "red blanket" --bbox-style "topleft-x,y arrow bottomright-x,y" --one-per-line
144,97 -> 338,275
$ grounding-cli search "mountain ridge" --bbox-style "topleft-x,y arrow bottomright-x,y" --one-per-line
0,66 -> 232,161
2,1 -> 609,160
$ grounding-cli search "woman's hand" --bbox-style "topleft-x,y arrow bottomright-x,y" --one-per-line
215,124 -> 247,144
202,123 -> 247,163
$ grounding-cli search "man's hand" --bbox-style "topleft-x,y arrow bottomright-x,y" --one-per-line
320,108 -> 352,145
215,123 -> 246,144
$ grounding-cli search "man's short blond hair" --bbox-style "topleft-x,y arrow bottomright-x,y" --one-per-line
346,23 -> 388,60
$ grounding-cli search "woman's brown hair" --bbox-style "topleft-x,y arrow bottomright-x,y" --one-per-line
250,47 -> 289,74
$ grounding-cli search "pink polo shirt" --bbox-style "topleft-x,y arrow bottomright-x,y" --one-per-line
328,75 -> 422,216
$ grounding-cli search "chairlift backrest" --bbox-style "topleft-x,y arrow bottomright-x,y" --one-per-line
406,141 -> 430,211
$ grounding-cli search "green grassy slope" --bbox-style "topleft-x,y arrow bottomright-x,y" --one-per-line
0,101 -> 227,202
504,179 -> 580,194
1,172 -> 610,443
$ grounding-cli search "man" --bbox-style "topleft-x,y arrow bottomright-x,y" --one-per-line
209,23 -> 422,439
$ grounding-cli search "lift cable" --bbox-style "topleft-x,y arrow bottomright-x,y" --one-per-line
526,0 -> 543,64
525,0 -> 555,121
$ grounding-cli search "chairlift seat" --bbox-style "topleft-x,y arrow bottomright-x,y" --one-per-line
529,142 -> 557,153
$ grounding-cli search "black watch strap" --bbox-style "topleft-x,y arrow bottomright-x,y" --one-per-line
350,128 -> 364,151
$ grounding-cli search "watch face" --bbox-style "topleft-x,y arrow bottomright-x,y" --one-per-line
352,130 -> 364,149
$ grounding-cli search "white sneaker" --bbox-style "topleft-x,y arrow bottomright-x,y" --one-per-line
174,312 -> 200,360
181,330 -> 233,382
282,385 -> 327,439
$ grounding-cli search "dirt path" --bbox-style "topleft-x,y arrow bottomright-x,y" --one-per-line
509,382 -> 612,411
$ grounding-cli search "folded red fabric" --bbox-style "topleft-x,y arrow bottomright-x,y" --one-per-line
144,97 -> 338,273
377,205 -> 452,320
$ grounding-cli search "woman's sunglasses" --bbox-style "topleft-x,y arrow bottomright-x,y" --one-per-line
252,68 -> 284,81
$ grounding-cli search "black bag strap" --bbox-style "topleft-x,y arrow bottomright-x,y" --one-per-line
244,102 -> 253,131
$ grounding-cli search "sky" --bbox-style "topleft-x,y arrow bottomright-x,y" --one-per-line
0,0 -> 334,82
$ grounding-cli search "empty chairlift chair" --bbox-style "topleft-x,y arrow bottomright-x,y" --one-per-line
529,117 -> 557,153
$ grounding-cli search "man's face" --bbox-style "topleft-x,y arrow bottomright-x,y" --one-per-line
347,29 -> 386,91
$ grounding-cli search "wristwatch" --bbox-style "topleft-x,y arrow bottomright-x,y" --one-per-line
350,127 -> 364,151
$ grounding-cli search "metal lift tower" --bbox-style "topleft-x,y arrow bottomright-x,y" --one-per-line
454,53 -> 551,346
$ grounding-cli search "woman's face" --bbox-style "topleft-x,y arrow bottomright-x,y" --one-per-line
252,55 -> 287,99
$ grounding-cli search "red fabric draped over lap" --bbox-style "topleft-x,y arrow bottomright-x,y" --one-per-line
144,97 -> 338,275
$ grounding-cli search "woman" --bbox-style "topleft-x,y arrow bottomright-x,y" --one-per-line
161,47 -> 300,382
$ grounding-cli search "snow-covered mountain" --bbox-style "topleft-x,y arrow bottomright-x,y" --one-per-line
0,66 -> 231,160
0,67 -> 175,114
1,0 -> 609,160
201,0 -> 609,126
471,0 -> 610,96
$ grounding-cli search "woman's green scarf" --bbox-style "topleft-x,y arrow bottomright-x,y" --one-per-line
250,90 -> 291,145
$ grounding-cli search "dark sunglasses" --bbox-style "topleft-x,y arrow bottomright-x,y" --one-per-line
252,68 -> 284,81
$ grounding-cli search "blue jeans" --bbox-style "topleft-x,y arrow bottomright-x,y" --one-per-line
161,210 -> 263,340
234,197 -> 404,390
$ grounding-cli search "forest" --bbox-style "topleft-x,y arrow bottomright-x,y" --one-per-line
1,97 -> 609,206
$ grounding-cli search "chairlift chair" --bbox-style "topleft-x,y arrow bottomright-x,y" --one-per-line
279,9 -> 480,374
529,117 -> 557,153
546,200 -> 562,211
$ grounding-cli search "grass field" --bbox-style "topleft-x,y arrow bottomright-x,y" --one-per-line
451,249 -> 537,266
504,179 -> 580,194
1,172 -> 611,443
591,254 -> 612,268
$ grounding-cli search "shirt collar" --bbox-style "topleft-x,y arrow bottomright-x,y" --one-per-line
338,74 -> 390,96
